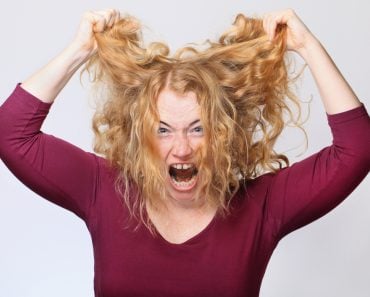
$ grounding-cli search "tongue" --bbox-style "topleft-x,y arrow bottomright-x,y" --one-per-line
169,167 -> 195,182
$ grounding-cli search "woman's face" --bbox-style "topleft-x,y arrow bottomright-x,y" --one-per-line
155,88 -> 204,205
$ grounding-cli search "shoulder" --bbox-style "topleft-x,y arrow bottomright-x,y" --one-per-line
93,154 -> 121,183
232,170 -> 279,209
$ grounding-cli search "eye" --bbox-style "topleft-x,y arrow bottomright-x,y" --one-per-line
157,127 -> 170,136
190,126 -> 204,135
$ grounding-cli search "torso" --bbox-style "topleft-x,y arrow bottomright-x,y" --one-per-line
146,203 -> 218,244
91,158 -> 279,297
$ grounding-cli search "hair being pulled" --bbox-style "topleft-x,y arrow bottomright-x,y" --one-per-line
83,13 -> 306,231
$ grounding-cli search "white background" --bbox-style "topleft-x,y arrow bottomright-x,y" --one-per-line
0,0 -> 369,296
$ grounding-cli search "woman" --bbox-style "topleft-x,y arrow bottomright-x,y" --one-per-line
0,8 -> 368,297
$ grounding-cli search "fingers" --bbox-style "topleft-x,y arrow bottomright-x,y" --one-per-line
262,15 -> 275,41
84,9 -> 121,33
263,9 -> 295,40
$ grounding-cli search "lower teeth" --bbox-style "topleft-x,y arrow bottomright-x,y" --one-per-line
171,174 -> 196,187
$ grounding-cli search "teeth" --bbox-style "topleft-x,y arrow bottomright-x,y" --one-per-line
171,163 -> 193,170
171,174 -> 197,187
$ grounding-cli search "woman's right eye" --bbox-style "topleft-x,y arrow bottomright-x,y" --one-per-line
157,127 -> 169,135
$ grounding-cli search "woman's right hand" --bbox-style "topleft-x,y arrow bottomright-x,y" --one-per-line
71,9 -> 121,59
20,9 -> 121,103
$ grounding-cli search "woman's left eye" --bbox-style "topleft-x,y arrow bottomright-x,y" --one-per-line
191,126 -> 204,134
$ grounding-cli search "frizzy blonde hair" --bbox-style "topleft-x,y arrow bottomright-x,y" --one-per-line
82,13 -> 306,230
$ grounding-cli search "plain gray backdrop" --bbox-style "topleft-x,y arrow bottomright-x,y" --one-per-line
0,0 -> 369,296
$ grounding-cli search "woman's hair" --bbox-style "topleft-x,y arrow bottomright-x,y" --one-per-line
83,13 -> 306,231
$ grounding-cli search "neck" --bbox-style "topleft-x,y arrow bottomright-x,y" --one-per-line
148,195 -> 215,222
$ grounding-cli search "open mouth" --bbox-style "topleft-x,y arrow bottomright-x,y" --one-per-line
169,163 -> 198,189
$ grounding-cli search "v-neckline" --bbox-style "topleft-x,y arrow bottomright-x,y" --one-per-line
146,205 -> 219,247
156,213 -> 218,247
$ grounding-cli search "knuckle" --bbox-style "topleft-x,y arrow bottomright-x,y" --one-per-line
105,8 -> 114,15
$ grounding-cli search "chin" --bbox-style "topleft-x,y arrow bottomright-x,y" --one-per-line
165,176 -> 199,202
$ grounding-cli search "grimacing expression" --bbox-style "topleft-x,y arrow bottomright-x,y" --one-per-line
155,88 -> 204,202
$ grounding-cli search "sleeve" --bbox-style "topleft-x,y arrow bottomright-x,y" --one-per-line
0,84 -> 99,222
265,103 -> 370,239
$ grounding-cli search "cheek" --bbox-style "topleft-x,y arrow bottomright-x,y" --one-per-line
189,138 -> 206,163
156,139 -> 173,160
190,137 -> 205,150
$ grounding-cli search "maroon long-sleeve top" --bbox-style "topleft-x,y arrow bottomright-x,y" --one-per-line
0,84 -> 369,297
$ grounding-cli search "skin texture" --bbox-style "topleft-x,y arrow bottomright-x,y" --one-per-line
262,9 -> 360,114
20,8 -> 360,112
19,8 -> 362,226
155,88 -> 205,208
147,88 -> 219,243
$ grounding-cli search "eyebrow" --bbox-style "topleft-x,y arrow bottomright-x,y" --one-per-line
159,119 -> 200,129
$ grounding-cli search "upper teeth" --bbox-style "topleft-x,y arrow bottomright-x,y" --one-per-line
172,163 -> 193,170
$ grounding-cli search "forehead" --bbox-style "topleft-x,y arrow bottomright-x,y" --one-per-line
157,88 -> 201,126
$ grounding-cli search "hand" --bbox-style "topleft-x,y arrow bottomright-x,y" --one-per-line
262,9 -> 316,54
71,9 -> 121,58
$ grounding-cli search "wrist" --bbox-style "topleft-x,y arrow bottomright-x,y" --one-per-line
62,42 -> 94,72
295,35 -> 323,63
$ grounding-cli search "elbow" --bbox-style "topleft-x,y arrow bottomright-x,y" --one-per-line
0,105 -> 27,158
0,107 -> 10,154
332,120 -> 370,173
329,137 -> 370,180
339,142 -> 370,177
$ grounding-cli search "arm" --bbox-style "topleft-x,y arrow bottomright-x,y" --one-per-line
266,105 -> 369,238
260,9 -> 369,237
21,9 -> 121,103
0,9 -> 121,221
0,85 -> 98,220
263,9 -> 361,114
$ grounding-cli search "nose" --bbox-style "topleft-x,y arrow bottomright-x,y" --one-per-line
172,133 -> 193,158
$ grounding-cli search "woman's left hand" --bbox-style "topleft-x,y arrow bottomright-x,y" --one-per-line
263,9 -> 316,54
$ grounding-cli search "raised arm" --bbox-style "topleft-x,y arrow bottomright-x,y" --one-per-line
260,9 -> 369,237
263,9 -> 362,114
21,9 -> 121,103
0,9 -> 121,221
